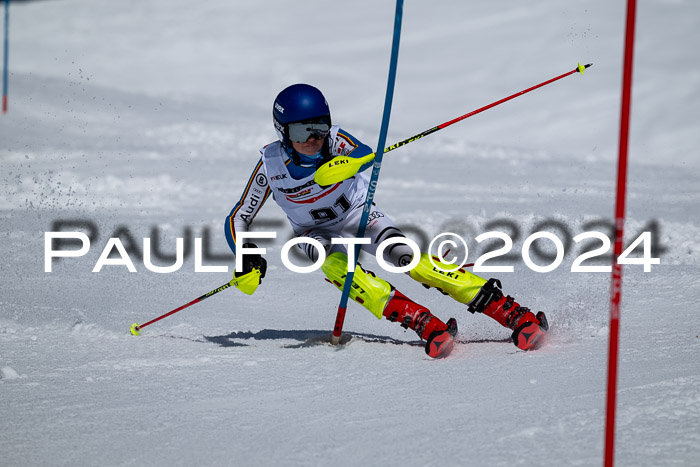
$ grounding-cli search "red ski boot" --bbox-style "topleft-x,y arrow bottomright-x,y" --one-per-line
383,289 -> 458,358
468,279 -> 549,350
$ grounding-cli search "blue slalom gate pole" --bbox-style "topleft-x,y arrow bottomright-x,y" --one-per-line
331,0 -> 403,344
2,0 -> 8,113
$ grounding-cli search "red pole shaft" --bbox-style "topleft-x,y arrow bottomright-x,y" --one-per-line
437,67 -> 583,131
605,1 -> 637,466
135,280 -> 234,331
332,307 -> 347,340
138,297 -> 201,330
2,0 -> 8,114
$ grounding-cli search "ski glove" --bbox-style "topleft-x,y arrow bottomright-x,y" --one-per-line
235,243 -> 267,282
232,243 -> 267,295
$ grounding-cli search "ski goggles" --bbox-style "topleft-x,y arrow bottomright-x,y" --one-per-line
287,122 -> 330,143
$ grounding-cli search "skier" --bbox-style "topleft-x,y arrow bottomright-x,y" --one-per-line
225,83 -> 549,358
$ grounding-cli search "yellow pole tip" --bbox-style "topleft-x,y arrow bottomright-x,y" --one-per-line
577,63 -> 586,75
130,323 -> 140,336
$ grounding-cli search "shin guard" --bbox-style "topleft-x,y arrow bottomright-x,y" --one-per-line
321,252 -> 392,319
409,253 -> 487,304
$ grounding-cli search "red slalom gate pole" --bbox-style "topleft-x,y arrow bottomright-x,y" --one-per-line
605,0 -> 637,466
2,0 -> 9,114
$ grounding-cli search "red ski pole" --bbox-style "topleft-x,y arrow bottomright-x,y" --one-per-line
315,63 -> 593,186
390,63 -> 593,150
130,280 -> 235,335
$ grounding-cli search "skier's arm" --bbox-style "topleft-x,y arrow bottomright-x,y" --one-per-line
224,157 -> 271,255
332,128 -> 374,173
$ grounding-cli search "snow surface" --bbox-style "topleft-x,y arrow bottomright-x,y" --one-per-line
2,0 -> 700,466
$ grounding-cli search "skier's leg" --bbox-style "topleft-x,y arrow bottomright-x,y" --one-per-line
320,251 -> 392,319
321,251 -> 457,358
409,253 -> 487,303
326,205 -> 548,350
294,228 -> 334,263
409,253 -> 548,350
338,205 -> 415,268
467,278 -> 549,350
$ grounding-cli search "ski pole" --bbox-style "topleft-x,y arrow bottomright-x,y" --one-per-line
314,63 -> 592,186
130,280 -> 235,335
129,268 -> 261,335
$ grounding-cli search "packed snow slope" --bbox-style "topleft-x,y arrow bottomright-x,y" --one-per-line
2,1 -> 699,466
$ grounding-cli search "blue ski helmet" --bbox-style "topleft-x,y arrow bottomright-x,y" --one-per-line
273,84 -> 331,149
